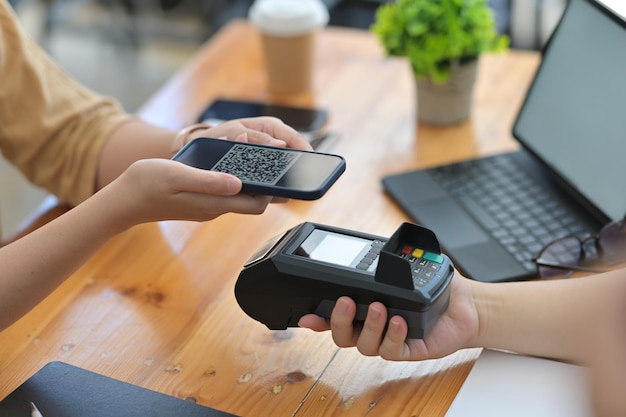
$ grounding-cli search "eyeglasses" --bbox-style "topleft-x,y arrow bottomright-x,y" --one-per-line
534,216 -> 626,279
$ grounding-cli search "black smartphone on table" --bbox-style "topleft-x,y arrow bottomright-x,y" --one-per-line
197,99 -> 329,133
171,137 -> 346,200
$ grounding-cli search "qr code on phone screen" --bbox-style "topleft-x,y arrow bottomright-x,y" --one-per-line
213,144 -> 301,184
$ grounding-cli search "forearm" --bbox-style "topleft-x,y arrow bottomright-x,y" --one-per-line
472,271 -> 626,364
589,281 -> 626,417
0,191 -> 126,331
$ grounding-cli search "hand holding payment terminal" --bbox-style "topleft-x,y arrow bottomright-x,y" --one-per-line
235,222 -> 455,339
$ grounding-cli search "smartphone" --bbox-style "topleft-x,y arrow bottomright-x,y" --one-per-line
197,99 -> 329,133
171,137 -> 346,200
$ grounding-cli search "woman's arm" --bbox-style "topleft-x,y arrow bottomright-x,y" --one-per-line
1,157 -> 266,331
300,270 -> 626,364
473,271 -> 626,363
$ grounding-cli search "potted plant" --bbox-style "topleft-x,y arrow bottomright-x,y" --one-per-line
371,0 -> 508,125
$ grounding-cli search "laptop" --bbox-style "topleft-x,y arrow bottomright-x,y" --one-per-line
382,0 -> 626,282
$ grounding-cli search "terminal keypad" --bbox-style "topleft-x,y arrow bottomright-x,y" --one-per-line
399,245 -> 445,289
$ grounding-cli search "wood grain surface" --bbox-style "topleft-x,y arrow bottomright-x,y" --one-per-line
0,20 -> 540,417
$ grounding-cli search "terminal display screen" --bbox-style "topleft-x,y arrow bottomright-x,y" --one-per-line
294,229 -> 372,268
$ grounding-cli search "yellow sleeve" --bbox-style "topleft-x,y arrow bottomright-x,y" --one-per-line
0,0 -> 134,206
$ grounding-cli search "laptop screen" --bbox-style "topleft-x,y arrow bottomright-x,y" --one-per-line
513,0 -> 626,221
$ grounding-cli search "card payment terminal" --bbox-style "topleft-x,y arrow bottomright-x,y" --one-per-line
235,222 -> 455,339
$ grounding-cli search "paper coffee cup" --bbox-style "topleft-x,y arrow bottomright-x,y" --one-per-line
249,0 -> 329,95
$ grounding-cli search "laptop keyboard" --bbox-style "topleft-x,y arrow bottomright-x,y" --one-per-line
428,154 -> 589,272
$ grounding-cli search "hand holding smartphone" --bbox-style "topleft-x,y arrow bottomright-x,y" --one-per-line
171,137 -> 346,200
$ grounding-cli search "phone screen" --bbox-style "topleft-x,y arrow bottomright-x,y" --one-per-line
197,99 -> 328,132
172,138 -> 345,200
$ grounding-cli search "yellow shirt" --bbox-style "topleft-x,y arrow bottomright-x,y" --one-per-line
0,0 -> 133,206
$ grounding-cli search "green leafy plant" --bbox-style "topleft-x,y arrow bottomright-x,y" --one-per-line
371,0 -> 509,84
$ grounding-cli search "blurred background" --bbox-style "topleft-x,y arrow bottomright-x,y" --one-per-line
0,0 -> 566,239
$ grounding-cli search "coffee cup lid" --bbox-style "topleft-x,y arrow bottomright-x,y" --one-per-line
249,0 -> 329,37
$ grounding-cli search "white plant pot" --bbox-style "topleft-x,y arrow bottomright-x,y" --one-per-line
416,58 -> 478,126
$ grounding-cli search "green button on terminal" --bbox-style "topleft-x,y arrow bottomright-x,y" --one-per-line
423,252 -> 444,264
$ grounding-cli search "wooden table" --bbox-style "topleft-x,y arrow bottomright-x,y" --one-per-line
0,20 -> 540,416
